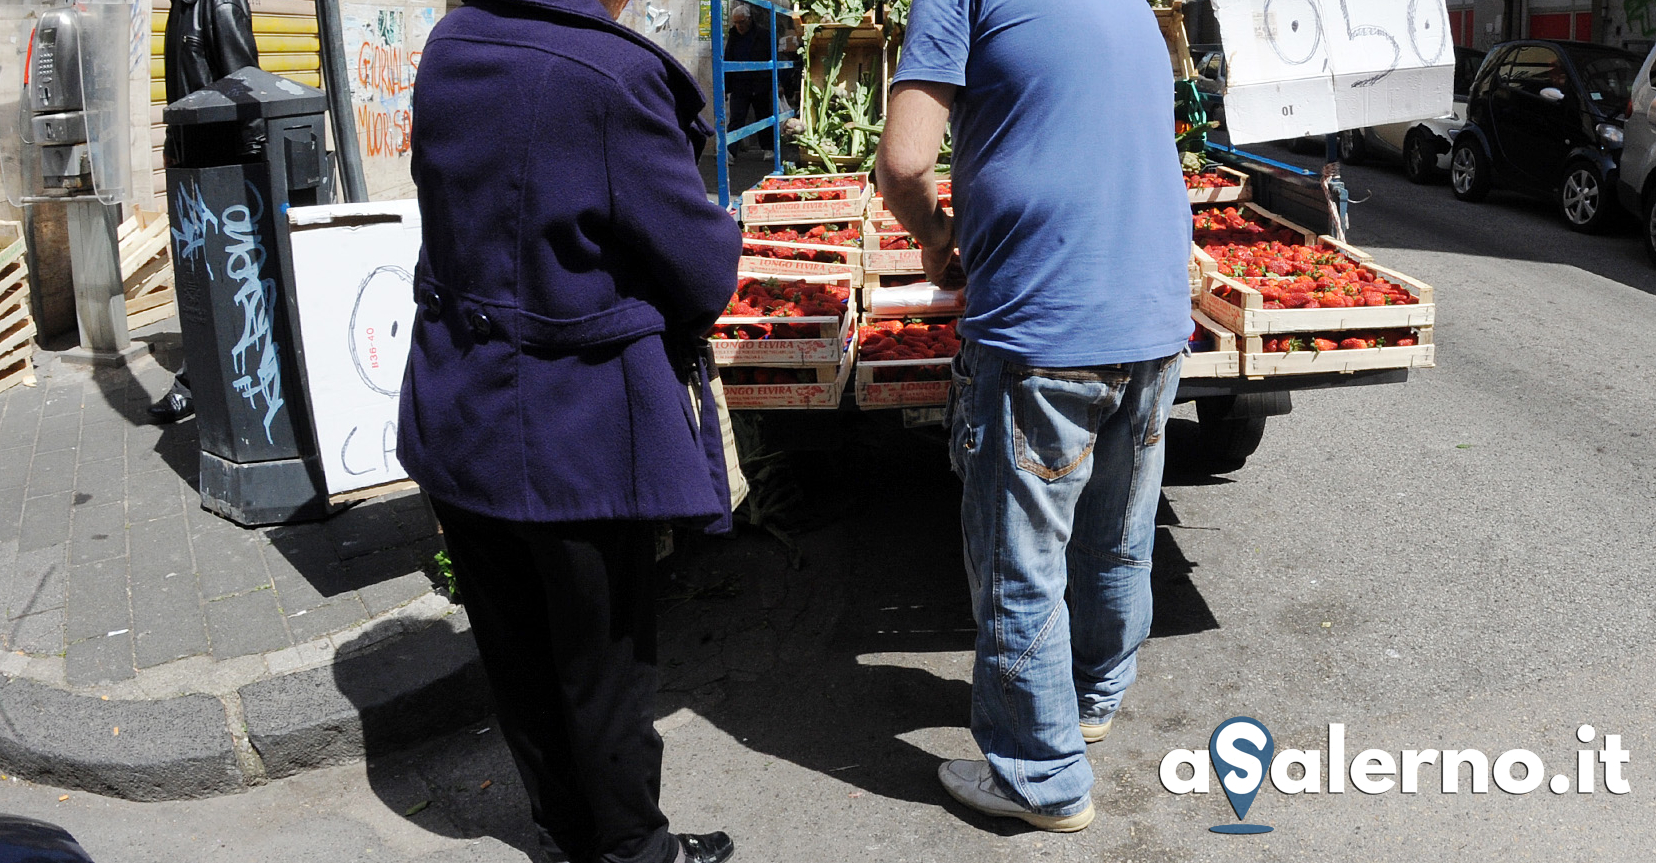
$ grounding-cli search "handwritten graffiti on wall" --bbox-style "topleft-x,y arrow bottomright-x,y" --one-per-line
222,184 -> 287,444
172,181 -> 220,279
171,179 -> 287,443
1628,0 -> 1656,38
344,4 -> 436,161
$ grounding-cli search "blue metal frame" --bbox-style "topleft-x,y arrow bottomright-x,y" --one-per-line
711,0 -> 798,209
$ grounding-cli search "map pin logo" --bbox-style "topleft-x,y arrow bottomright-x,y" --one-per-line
1208,716 -> 1274,834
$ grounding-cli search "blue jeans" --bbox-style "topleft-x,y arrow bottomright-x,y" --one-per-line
944,340 -> 1183,816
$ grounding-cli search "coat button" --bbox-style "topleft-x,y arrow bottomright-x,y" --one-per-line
468,311 -> 492,341
420,289 -> 442,320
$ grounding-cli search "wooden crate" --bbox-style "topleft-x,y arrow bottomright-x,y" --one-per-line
796,22 -> 888,147
119,210 -> 175,329
1155,1 -> 1197,80
722,354 -> 852,410
855,357 -> 952,408
862,223 -> 923,274
741,237 -> 863,268
0,222 -> 35,394
1186,166 -> 1251,205
1192,202 -> 1319,248
713,270 -> 857,366
1192,233 -> 1374,285
738,253 -> 861,280
1199,267 -> 1436,337
742,173 -> 873,225
1180,308 -> 1239,379
1241,328 -> 1436,377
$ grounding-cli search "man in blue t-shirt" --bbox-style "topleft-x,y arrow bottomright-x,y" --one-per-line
876,0 -> 1192,833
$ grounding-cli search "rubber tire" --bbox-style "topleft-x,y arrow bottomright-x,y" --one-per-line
1195,397 -> 1268,468
1559,160 -> 1616,234
1450,139 -> 1492,202
1644,192 -> 1656,267
1404,129 -> 1439,184
1338,130 -> 1367,165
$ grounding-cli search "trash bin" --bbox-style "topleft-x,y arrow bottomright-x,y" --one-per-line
163,66 -> 334,525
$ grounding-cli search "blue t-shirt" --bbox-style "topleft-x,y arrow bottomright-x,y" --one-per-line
893,0 -> 1194,367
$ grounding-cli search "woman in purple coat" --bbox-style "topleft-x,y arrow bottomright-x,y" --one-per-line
397,1 -> 742,861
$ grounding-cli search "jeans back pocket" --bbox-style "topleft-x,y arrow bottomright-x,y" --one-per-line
1011,368 -> 1127,482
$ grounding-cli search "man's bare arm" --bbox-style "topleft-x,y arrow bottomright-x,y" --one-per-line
877,81 -> 957,280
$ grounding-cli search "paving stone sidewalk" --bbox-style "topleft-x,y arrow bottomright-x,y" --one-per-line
0,338 -> 450,693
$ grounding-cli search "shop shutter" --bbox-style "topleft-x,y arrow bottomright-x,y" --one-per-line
150,0 -> 323,206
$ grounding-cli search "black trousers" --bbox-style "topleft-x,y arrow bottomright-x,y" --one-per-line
727,88 -> 772,156
431,502 -> 676,863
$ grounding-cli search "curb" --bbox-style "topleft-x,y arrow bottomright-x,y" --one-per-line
0,611 -> 491,801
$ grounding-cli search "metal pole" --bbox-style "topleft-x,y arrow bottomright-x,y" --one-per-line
713,0 -> 730,208
316,0 -> 368,203
769,4 -> 781,174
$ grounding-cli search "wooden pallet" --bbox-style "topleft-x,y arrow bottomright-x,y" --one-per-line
0,222 -> 35,394
1155,1 -> 1197,80
119,210 -> 176,329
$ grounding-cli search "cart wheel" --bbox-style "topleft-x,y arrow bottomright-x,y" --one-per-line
1195,396 -> 1269,468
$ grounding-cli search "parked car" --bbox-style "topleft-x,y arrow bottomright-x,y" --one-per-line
1450,39 -> 1642,233
1336,46 -> 1488,183
1614,42 -> 1656,262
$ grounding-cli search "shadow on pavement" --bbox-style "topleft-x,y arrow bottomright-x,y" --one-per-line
331,619 -> 541,862
657,414 -> 1223,811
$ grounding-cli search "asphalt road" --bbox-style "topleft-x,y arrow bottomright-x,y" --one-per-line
2,150 -> 1654,862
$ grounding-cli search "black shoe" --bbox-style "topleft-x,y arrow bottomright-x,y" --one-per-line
678,832 -> 734,863
147,391 -> 194,424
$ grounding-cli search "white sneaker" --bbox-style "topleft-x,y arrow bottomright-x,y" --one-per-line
1080,716 -> 1114,744
936,759 -> 1095,832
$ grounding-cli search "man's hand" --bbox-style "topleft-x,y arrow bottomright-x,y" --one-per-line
922,209 -> 957,284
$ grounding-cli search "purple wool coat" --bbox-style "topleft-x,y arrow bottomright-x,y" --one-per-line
397,0 -> 742,528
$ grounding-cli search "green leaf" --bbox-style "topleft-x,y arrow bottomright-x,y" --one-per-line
404,800 -> 431,817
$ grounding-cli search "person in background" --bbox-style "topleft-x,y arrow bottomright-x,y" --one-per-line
399,0 -> 742,861
877,0 -> 1192,834
723,2 -> 774,163
152,0 -> 260,424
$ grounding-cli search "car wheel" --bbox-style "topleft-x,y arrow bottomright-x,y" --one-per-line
1450,139 -> 1491,202
1338,130 -> 1366,165
1643,193 -> 1656,266
1404,130 -> 1439,184
1559,161 -> 1615,234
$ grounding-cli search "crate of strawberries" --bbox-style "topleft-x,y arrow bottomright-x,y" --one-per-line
1241,328 -> 1434,376
854,319 -> 962,408
1199,260 -> 1435,337
741,173 -> 872,225
710,274 -> 856,366
740,221 -> 865,274
1185,166 -> 1251,205
719,362 -> 852,410
869,178 -> 951,222
862,222 -> 924,273
1180,309 -> 1240,379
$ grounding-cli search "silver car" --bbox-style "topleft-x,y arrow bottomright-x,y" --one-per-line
1336,47 -> 1488,183
1615,43 -> 1656,263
